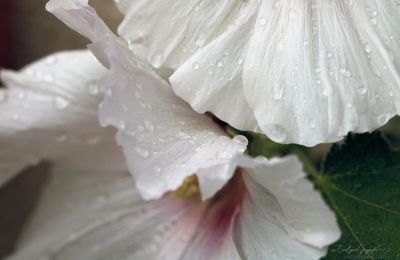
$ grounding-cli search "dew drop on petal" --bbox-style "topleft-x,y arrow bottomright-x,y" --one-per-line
265,124 -> 287,143
45,56 -> 57,65
378,114 -> 390,125
356,84 -> 368,95
43,72 -> 54,82
53,96 -> 70,110
144,120 -> 154,131
117,121 -> 126,130
217,150 -> 233,160
192,62 -> 200,70
232,135 -> 248,146
134,146 -> 150,158
259,17 -> 267,26
364,43 -> 372,54
151,50 -> 165,68
87,81 -> 99,95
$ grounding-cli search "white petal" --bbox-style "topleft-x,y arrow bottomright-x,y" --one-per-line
46,0 -> 247,200
243,1 -> 400,146
233,196 -> 327,260
9,166 -> 193,259
170,13 -> 260,132
10,164 -> 242,260
0,50 -> 125,187
101,51 -> 246,200
116,0 -> 258,69
231,155 -> 340,259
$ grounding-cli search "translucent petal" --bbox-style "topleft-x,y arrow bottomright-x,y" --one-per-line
46,0 -> 247,200
0,50 -> 125,187
8,166 -> 191,260
170,14 -> 260,132
116,0 -> 258,69
243,0 -> 400,146
232,155 -> 341,259
10,165 -> 239,260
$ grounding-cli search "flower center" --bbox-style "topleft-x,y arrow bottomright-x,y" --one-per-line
172,169 -> 246,206
172,175 -> 202,202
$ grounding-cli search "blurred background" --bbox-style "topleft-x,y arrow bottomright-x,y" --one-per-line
0,0 -> 122,258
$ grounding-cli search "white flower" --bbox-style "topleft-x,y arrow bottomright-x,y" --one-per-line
0,50 -> 126,187
0,2 -> 341,259
9,154 -> 340,260
116,0 -> 400,146
46,0 -> 249,200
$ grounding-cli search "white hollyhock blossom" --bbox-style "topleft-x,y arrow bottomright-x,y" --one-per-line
0,1 -> 340,259
45,0 -> 250,200
116,0 -> 400,146
9,154 -> 340,260
0,50 -> 127,187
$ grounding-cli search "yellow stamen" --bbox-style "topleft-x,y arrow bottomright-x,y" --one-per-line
172,175 -> 201,202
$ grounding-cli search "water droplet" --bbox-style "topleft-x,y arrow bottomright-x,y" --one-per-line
43,72 -> 54,82
273,85 -> 284,100
259,17 -> 267,26
176,131 -> 190,139
134,147 -> 149,158
356,84 -> 368,95
53,97 -> 70,110
192,62 -> 200,70
217,150 -> 233,159
144,120 -> 154,131
232,135 -> 248,146
117,121 -> 126,130
265,124 -> 287,143
151,50 -> 165,68
45,56 -> 57,65
378,114 -> 390,125
340,68 -> 352,77
364,43 -> 372,53
179,162 -> 187,167
87,81 -> 99,95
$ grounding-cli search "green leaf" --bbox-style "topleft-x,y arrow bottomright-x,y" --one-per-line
319,132 -> 400,259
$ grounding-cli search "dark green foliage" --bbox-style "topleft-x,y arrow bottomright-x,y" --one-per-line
321,133 -> 400,259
